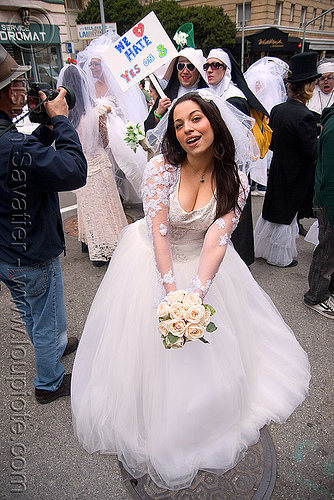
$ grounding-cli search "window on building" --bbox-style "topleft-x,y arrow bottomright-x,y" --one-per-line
274,2 -> 283,25
236,3 -> 251,27
300,6 -> 307,27
330,11 -> 334,28
319,10 -> 326,30
311,8 -> 317,26
289,4 -> 295,22
65,0 -> 83,9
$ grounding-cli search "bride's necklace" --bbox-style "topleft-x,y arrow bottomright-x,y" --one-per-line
188,163 -> 210,183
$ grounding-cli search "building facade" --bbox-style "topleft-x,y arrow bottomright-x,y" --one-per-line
176,0 -> 334,64
0,0 -> 89,87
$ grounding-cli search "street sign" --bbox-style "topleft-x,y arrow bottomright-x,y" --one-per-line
77,23 -> 117,40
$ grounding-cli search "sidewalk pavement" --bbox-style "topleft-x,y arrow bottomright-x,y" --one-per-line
0,195 -> 332,499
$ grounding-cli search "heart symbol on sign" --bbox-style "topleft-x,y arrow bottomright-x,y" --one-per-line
133,23 -> 144,37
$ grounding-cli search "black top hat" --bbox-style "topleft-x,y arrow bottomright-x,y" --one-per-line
286,52 -> 321,83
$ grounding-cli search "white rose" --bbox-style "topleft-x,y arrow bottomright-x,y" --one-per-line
168,319 -> 186,337
157,301 -> 170,319
184,323 -> 205,340
183,292 -> 201,308
200,307 -> 211,327
158,321 -> 170,337
165,335 -> 184,349
184,304 -> 205,324
166,290 -> 186,305
170,303 -> 186,319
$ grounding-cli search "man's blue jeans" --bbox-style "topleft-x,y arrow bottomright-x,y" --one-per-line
304,207 -> 334,306
0,256 -> 67,390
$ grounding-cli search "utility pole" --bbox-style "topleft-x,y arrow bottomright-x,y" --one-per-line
302,7 -> 334,52
99,0 -> 106,34
241,0 -> 245,72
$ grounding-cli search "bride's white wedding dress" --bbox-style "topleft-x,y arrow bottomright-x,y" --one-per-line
71,154 -> 310,490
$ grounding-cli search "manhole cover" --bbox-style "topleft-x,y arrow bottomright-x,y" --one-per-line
120,426 -> 276,500
63,214 -> 134,238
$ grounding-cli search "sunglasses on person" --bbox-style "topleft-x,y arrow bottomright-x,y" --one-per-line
203,62 -> 226,71
89,62 -> 101,68
176,62 -> 196,72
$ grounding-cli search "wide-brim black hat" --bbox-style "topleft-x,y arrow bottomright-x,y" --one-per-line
286,52 -> 321,83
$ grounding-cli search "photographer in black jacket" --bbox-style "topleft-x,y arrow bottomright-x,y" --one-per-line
0,45 -> 87,404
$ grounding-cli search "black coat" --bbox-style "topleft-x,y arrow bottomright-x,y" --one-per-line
262,98 -> 318,225
0,112 -> 87,265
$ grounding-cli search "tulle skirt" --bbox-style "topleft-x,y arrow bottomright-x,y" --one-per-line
254,215 -> 299,266
71,219 -> 310,490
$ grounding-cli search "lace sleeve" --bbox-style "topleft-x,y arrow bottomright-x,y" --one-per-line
188,172 -> 249,298
142,155 -> 178,295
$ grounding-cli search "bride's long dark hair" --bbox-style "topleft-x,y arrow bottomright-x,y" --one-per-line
162,93 -> 243,220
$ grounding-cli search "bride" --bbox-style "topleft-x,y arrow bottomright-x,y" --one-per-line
71,92 -> 310,491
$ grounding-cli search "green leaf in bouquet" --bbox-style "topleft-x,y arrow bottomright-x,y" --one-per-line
159,313 -> 171,321
199,337 -> 210,344
206,321 -> 218,333
162,338 -> 171,349
204,304 -> 216,316
167,332 -> 179,344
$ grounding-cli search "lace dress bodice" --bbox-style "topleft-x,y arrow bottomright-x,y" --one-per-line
142,154 -> 249,298
169,172 -> 217,263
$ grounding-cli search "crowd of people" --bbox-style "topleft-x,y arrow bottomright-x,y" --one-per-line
0,26 -> 333,493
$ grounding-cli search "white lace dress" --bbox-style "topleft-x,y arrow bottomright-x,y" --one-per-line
71,154 -> 310,490
75,106 -> 127,262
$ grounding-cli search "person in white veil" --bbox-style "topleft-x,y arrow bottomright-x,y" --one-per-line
244,56 -> 289,195
203,48 -> 269,266
57,63 -> 127,266
77,32 -> 148,203
71,91 -> 310,491
146,89 -> 257,174
244,57 -> 288,114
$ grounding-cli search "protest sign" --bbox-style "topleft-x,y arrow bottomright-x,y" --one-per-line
102,11 -> 178,92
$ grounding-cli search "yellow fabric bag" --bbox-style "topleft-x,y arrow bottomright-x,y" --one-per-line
250,109 -> 273,159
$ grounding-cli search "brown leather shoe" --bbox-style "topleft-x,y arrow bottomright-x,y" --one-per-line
62,337 -> 79,357
35,373 -> 71,404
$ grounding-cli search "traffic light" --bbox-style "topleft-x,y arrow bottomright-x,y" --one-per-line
245,40 -> 251,54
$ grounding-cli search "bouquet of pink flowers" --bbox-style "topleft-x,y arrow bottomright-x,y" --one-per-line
157,290 -> 217,349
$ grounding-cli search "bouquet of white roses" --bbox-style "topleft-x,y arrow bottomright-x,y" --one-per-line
124,121 -> 145,153
157,290 -> 217,349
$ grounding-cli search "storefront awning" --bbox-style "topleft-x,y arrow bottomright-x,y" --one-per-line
0,22 -> 60,45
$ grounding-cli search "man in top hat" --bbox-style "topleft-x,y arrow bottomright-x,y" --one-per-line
254,52 -> 320,268
307,58 -> 334,120
0,45 -> 87,403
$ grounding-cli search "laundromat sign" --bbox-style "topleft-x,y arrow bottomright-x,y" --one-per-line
0,23 -> 60,44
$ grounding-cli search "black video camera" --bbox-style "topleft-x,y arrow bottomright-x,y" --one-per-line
27,82 -> 76,125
